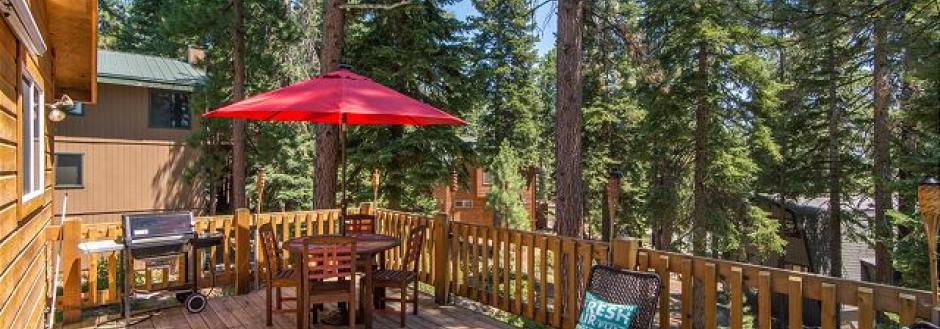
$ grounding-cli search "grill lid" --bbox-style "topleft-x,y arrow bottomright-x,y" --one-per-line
124,212 -> 195,242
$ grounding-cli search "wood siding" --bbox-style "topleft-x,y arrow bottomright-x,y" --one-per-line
1,2 -> 56,328
53,84 -> 204,224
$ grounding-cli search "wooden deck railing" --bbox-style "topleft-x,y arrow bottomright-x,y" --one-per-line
58,204 -> 939,329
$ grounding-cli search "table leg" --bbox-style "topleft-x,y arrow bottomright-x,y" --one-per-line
364,252 -> 374,329
376,253 -> 387,309
296,255 -> 307,329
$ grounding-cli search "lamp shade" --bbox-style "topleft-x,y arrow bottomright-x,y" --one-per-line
920,177 -> 940,218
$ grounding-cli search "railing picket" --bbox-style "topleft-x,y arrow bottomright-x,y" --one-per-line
491,227 -> 501,306
563,238 -> 577,329
657,255 -> 671,329
758,271 -> 771,329
461,224 -> 470,297
638,251 -> 649,271
526,233 -> 536,319
481,226 -> 490,305
550,237 -> 562,328
821,283 -> 836,329
87,228 -> 100,305
729,266 -> 743,329
502,228 -> 512,310
514,231 -> 524,315
680,257 -> 693,329
858,287 -> 874,329
788,277 -> 802,329
537,235 -> 548,325
899,293 -> 917,326
704,262 -> 717,329
471,225 -> 482,302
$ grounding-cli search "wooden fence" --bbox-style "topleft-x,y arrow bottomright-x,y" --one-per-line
57,205 -> 939,329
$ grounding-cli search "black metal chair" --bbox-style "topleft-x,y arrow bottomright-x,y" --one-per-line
582,265 -> 662,329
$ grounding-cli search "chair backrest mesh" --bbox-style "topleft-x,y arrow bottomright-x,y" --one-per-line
584,265 -> 662,329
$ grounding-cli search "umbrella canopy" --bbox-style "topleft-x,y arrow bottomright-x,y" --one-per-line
203,69 -> 466,126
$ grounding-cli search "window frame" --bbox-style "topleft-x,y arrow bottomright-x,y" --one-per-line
454,199 -> 473,209
20,71 -> 44,202
54,152 -> 85,189
147,89 -> 192,130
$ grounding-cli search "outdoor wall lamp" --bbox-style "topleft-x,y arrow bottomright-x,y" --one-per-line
919,177 -> 940,312
47,94 -> 74,122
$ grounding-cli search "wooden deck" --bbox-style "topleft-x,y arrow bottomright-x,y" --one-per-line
65,289 -> 516,329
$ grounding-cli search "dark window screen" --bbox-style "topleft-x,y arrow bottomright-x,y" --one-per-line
149,90 -> 191,128
55,153 -> 83,187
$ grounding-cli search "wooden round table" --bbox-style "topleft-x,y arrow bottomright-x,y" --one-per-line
283,234 -> 400,329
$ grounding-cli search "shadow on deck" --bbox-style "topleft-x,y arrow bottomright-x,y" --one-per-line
64,289 -> 515,329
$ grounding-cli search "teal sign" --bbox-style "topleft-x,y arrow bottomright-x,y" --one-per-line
576,292 -> 638,329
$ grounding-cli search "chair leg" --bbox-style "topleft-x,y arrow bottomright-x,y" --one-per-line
412,280 -> 419,315
348,294 -> 357,329
265,283 -> 273,326
275,287 -> 283,310
400,284 -> 407,327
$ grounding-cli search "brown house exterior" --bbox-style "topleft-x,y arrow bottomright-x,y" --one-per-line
52,49 -> 206,224
0,0 -> 97,326
432,166 -> 537,227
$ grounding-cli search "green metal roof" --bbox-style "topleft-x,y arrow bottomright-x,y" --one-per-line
97,49 -> 206,92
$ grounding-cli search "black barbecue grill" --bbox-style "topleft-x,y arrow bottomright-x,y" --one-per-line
122,212 -> 222,321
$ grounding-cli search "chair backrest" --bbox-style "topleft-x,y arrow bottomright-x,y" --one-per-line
258,223 -> 284,278
301,236 -> 357,280
401,225 -> 428,273
583,265 -> 662,329
344,214 -> 375,235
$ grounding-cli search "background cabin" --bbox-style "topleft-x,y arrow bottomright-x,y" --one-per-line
432,166 -> 538,228
52,49 -> 207,224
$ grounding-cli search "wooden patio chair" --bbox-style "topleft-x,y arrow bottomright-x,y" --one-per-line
344,214 -> 376,234
300,236 -> 358,329
582,265 -> 662,329
258,223 -> 299,327
373,225 -> 427,327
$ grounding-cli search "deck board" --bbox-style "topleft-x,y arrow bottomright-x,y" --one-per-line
66,289 -> 513,329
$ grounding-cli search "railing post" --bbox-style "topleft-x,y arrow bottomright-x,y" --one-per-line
234,208 -> 251,295
433,212 -> 450,304
611,238 -> 640,270
61,218 -> 82,323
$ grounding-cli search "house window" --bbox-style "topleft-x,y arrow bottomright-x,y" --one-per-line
482,172 -> 493,186
455,200 -> 473,209
21,74 -> 44,201
149,90 -> 191,129
54,153 -> 83,188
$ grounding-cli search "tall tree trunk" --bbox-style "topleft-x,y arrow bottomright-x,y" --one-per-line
231,0 -> 247,210
602,171 -> 620,241
314,0 -> 346,209
554,0 -> 585,238
827,38 -> 843,278
896,0 -> 915,237
872,16 -> 893,284
692,41 -> 710,329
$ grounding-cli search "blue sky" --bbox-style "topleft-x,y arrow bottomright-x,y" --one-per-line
444,0 -> 557,56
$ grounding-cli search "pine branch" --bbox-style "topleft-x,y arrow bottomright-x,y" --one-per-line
340,0 -> 411,10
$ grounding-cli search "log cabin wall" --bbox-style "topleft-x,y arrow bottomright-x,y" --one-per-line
1,4 -> 55,329
0,0 -> 97,325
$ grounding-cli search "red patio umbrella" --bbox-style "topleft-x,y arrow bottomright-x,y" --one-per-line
204,68 -> 466,233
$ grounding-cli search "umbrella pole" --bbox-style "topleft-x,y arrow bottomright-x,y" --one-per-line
341,114 -> 348,236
